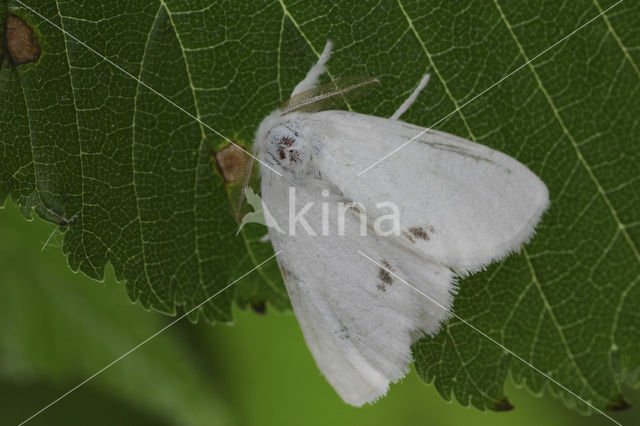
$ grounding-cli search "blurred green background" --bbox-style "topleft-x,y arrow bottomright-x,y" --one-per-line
0,204 -> 636,425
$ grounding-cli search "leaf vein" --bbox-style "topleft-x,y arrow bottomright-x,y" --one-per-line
523,246 -> 608,400
276,0 -> 352,110
131,3 -> 171,310
593,0 -> 640,79
395,0 -> 477,140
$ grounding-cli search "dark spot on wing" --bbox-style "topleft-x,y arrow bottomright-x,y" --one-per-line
381,260 -> 393,270
422,141 -> 497,165
3,15 -> 41,66
409,226 -> 430,241
402,231 -> 415,243
378,268 -> 393,284
338,325 -> 350,340
377,266 -> 393,292
214,143 -> 250,183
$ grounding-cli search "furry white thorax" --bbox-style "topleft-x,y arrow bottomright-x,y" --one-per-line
255,111 -> 317,181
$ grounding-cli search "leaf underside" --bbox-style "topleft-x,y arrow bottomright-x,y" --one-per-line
1,0 -> 639,414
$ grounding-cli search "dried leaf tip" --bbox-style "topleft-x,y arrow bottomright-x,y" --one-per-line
492,397 -> 514,412
605,394 -> 631,411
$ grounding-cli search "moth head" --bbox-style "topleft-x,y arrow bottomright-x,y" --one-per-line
257,114 -> 312,177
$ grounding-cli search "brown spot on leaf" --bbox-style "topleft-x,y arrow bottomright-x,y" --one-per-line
408,226 -> 430,241
214,143 -> 250,183
4,15 -> 41,66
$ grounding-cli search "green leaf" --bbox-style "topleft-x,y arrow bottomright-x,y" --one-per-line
0,206 -> 232,426
1,0 -> 638,415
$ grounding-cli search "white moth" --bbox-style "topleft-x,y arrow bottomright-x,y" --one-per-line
252,41 -> 549,406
